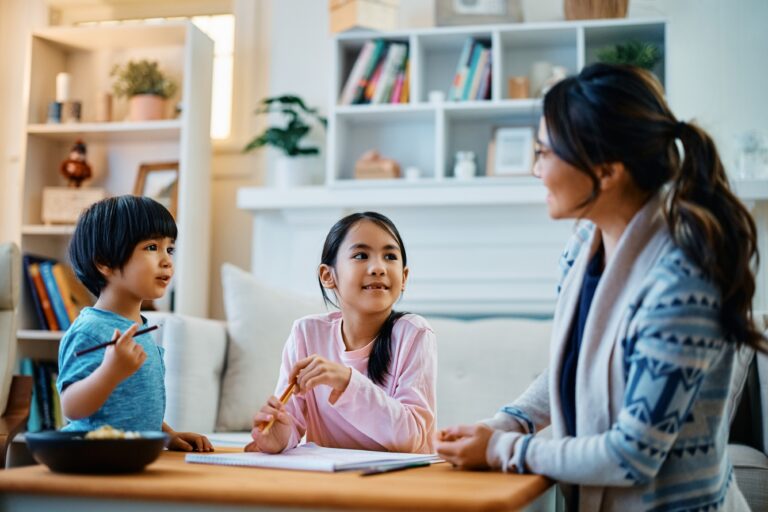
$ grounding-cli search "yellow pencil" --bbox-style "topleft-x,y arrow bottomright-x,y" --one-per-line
260,381 -> 296,435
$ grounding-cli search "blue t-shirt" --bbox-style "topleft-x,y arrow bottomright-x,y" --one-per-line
57,307 -> 166,432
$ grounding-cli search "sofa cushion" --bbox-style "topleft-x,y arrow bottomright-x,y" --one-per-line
431,316 -> 551,427
218,264 -> 324,431
145,312 -> 228,433
728,443 -> 768,511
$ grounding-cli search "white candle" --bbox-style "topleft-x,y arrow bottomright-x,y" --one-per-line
55,72 -> 70,102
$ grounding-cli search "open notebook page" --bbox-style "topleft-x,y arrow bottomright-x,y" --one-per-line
185,442 -> 442,472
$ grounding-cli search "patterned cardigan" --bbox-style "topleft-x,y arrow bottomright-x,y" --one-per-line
483,196 -> 750,511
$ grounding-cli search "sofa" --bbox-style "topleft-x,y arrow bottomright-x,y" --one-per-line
150,264 -> 766,509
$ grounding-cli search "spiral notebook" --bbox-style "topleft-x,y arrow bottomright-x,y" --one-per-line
185,443 -> 442,472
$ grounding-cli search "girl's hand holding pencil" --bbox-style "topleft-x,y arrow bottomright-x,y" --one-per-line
245,381 -> 297,454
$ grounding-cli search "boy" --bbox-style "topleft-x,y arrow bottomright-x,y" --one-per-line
58,195 -> 212,452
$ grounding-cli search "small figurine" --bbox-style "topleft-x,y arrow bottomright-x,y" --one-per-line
60,139 -> 92,187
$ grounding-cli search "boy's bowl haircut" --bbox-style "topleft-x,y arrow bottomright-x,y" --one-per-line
25,431 -> 168,474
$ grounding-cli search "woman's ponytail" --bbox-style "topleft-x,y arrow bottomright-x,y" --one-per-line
666,121 -> 763,350
543,63 -> 766,352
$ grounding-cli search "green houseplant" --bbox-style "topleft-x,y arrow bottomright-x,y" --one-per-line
111,60 -> 178,121
244,95 -> 327,157
596,41 -> 662,70
244,95 -> 327,187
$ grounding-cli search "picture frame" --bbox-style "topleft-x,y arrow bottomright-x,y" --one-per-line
133,161 -> 179,218
435,0 -> 523,26
490,127 -> 534,176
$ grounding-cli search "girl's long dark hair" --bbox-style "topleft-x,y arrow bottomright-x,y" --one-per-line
544,63 -> 765,351
319,212 -> 408,384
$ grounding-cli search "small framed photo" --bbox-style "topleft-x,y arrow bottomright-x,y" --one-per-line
491,127 -> 534,176
436,0 -> 523,26
133,161 -> 179,218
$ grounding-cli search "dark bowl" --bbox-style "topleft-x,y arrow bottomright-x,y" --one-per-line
25,431 -> 169,474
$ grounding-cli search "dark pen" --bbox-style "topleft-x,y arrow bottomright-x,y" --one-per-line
360,461 -> 431,477
75,325 -> 159,357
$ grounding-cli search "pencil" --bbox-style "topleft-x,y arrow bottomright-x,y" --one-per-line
260,381 -> 296,435
75,325 -> 159,357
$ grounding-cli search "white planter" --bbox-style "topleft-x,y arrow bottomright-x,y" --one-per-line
274,156 -> 315,188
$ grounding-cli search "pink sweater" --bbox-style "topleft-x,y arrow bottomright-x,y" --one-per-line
276,311 -> 437,454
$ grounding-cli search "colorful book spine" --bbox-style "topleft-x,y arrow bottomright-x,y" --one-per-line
468,48 -> 490,100
20,358 -> 42,432
401,60 -> 410,103
34,361 -> 54,431
373,43 -> 407,104
352,39 -> 386,104
52,263 -> 77,322
28,262 -> 58,331
22,254 -> 48,330
476,52 -> 493,100
449,38 -> 474,100
339,40 -> 375,105
462,43 -> 485,100
48,364 -> 65,429
39,261 -> 70,331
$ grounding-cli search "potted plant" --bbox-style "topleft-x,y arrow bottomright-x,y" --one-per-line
111,60 -> 178,121
244,95 -> 327,188
596,41 -> 663,71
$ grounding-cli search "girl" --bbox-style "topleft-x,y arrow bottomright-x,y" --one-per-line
247,212 -> 436,454
58,195 -> 212,452
436,64 -> 761,511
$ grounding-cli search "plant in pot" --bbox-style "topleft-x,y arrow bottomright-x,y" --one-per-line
596,41 -> 663,71
111,60 -> 178,121
243,95 -> 327,188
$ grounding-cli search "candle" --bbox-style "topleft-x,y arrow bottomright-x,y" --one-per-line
56,72 -> 70,102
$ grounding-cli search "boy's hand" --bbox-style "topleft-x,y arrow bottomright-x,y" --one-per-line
246,396 -> 294,453
167,431 -> 214,452
289,355 -> 352,403
101,325 -> 146,382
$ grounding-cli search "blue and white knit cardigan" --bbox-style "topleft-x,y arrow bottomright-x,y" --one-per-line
484,196 -> 750,511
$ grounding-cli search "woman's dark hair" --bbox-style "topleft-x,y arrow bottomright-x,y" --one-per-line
69,195 -> 177,296
319,212 -> 408,384
543,63 -> 764,351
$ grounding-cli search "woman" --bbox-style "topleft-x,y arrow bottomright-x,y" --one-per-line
435,63 -> 763,511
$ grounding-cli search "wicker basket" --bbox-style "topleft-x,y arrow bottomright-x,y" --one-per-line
564,0 -> 628,20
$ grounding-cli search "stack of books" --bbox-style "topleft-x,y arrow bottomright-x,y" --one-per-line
23,253 -> 93,331
338,39 -> 410,105
19,358 -> 66,431
449,38 -> 492,101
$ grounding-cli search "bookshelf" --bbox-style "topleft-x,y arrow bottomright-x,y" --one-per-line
328,18 -> 666,186
14,21 -> 213,361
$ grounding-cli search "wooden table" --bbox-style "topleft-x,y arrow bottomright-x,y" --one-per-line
0,448 -> 554,512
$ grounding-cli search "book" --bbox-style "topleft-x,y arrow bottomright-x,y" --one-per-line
27,262 -> 58,331
462,43 -> 485,100
372,43 -> 407,104
22,254 -> 50,330
39,261 -> 71,331
476,52 -> 492,100
52,263 -> 93,322
468,48 -> 490,100
352,39 -> 386,104
48,364 -> 65,429
34,361 -> 54,431
449,38 -> 474,100
185,443 -> 442,473
339,40 -> 375,105
19,358 -> 42,432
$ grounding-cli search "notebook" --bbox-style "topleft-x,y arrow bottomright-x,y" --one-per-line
185,442 -> 442,472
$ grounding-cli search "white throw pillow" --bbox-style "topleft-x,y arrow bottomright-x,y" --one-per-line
217,263 -> 325,431
430,316 -> 551,428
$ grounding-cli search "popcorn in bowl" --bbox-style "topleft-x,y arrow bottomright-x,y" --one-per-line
84,425 -> 142,440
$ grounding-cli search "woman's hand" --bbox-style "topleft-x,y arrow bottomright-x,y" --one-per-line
435,424 -> 494,470
245,395 -> 294,454
101,325 -> 146,383
289,355 -> 352,404
167,431 -> 214,452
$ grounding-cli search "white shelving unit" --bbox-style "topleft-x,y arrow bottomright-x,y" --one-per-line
15,22 -> 213,351
327,18 -> 666,186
